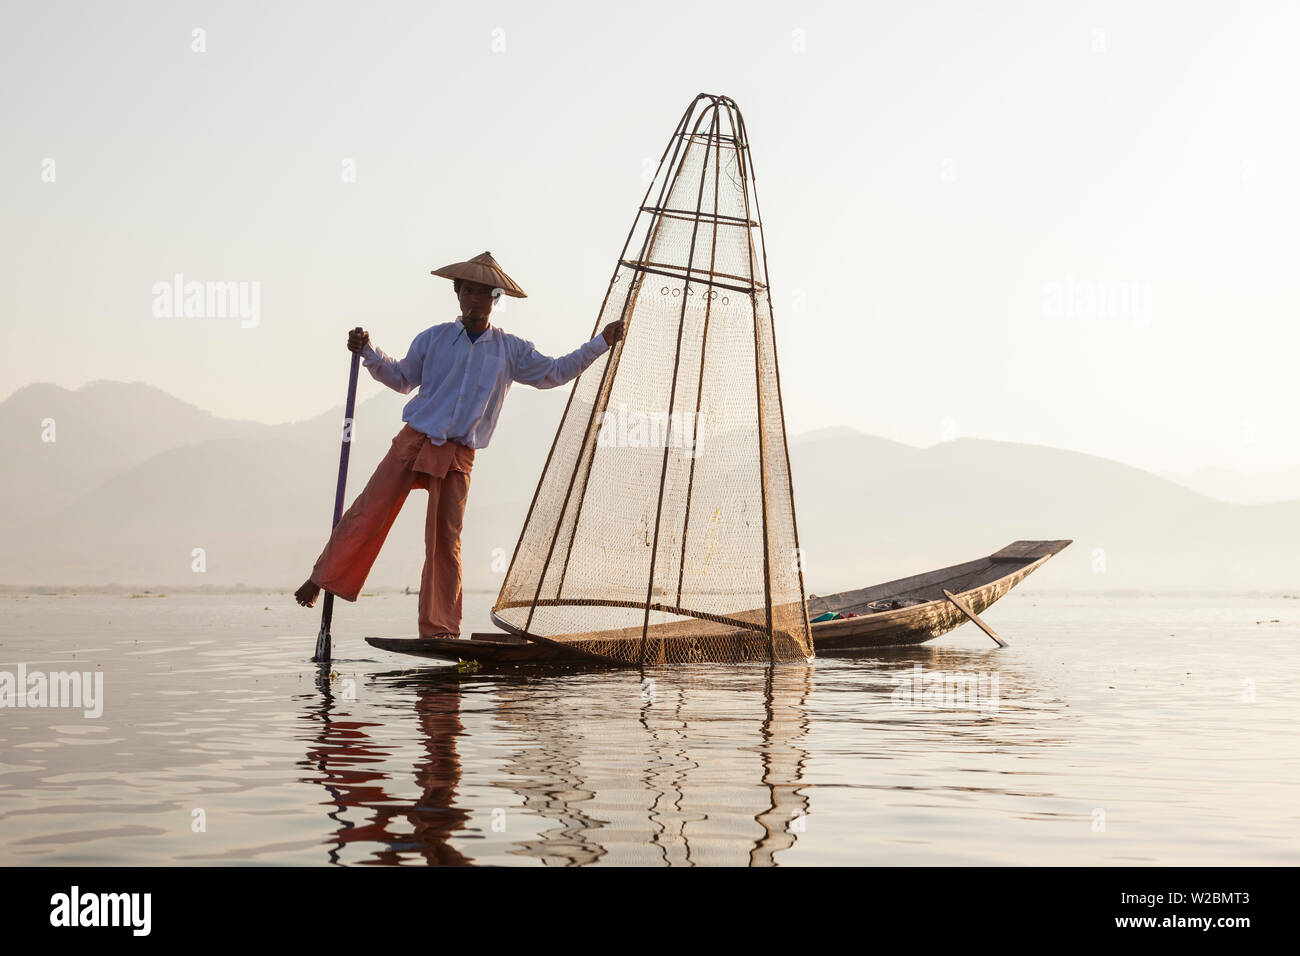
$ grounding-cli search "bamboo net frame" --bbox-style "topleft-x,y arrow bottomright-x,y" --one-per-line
491,94 -> 812,666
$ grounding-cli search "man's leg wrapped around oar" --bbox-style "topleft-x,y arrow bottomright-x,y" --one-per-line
308,425 -> 421,602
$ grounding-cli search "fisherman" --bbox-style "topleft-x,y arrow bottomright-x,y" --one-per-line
294,251 -> 624,638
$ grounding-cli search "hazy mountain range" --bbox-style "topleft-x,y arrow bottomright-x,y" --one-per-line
1,381 -> 1296,593
1156,465 -> 1300,506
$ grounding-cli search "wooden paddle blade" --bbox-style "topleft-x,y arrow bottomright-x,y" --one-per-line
943,589 -> 1009,647
313,593 -> 333,662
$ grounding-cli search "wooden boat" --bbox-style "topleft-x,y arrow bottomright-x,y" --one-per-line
365,539 -> 1070,666
802,538 -> 1070,653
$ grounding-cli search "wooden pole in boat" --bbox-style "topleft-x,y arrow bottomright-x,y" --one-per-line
313,350 -> 362,663
942,589 -> 1008,647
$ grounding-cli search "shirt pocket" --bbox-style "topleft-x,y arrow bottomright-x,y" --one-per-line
471,353 -> 506,412
476,352 -> 505,388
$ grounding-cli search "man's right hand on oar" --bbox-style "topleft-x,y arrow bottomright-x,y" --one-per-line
348,327 -> 370,353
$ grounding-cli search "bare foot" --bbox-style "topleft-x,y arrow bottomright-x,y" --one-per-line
295,578 -> 321,607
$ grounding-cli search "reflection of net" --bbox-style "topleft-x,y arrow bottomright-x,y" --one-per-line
492,94 -> 812,666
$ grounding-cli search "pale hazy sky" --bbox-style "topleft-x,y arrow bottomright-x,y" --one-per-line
2,0 -> 1296,475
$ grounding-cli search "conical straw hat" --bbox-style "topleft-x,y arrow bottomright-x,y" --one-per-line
430,251 -> 528,298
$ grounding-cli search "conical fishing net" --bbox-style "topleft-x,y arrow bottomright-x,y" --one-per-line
492,94 -> 812,666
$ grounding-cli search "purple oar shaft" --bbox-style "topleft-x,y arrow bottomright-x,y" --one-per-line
313,350 -> 362,662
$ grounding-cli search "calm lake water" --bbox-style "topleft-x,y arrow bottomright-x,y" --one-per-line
0,589 -> 1296,866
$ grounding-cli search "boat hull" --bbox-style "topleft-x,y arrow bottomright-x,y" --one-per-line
810,543 -> 1068,653
364,539 -> 1071,665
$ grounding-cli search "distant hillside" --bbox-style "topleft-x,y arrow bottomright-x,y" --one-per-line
794,437 -> 1300,592
0,380 -> 566,592
1159,464 -> 1300,505
0,381 -> 280,526
0,380 -> 1296,592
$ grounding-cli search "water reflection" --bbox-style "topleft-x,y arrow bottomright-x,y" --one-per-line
300,670 -> 472,866
750,667 -> 812,866
296,639 -> 1076,865
299,663 -> 818,866
5,593 -> 1288,865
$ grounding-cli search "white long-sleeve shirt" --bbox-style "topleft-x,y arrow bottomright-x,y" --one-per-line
360,317 -> 611,449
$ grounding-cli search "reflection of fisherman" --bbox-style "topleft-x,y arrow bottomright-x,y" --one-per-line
296,251 -> 624,638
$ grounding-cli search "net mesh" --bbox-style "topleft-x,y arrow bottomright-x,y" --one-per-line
492,94 -> 812,666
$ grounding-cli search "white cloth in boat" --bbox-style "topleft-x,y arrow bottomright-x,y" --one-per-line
361,317 -> 610,450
